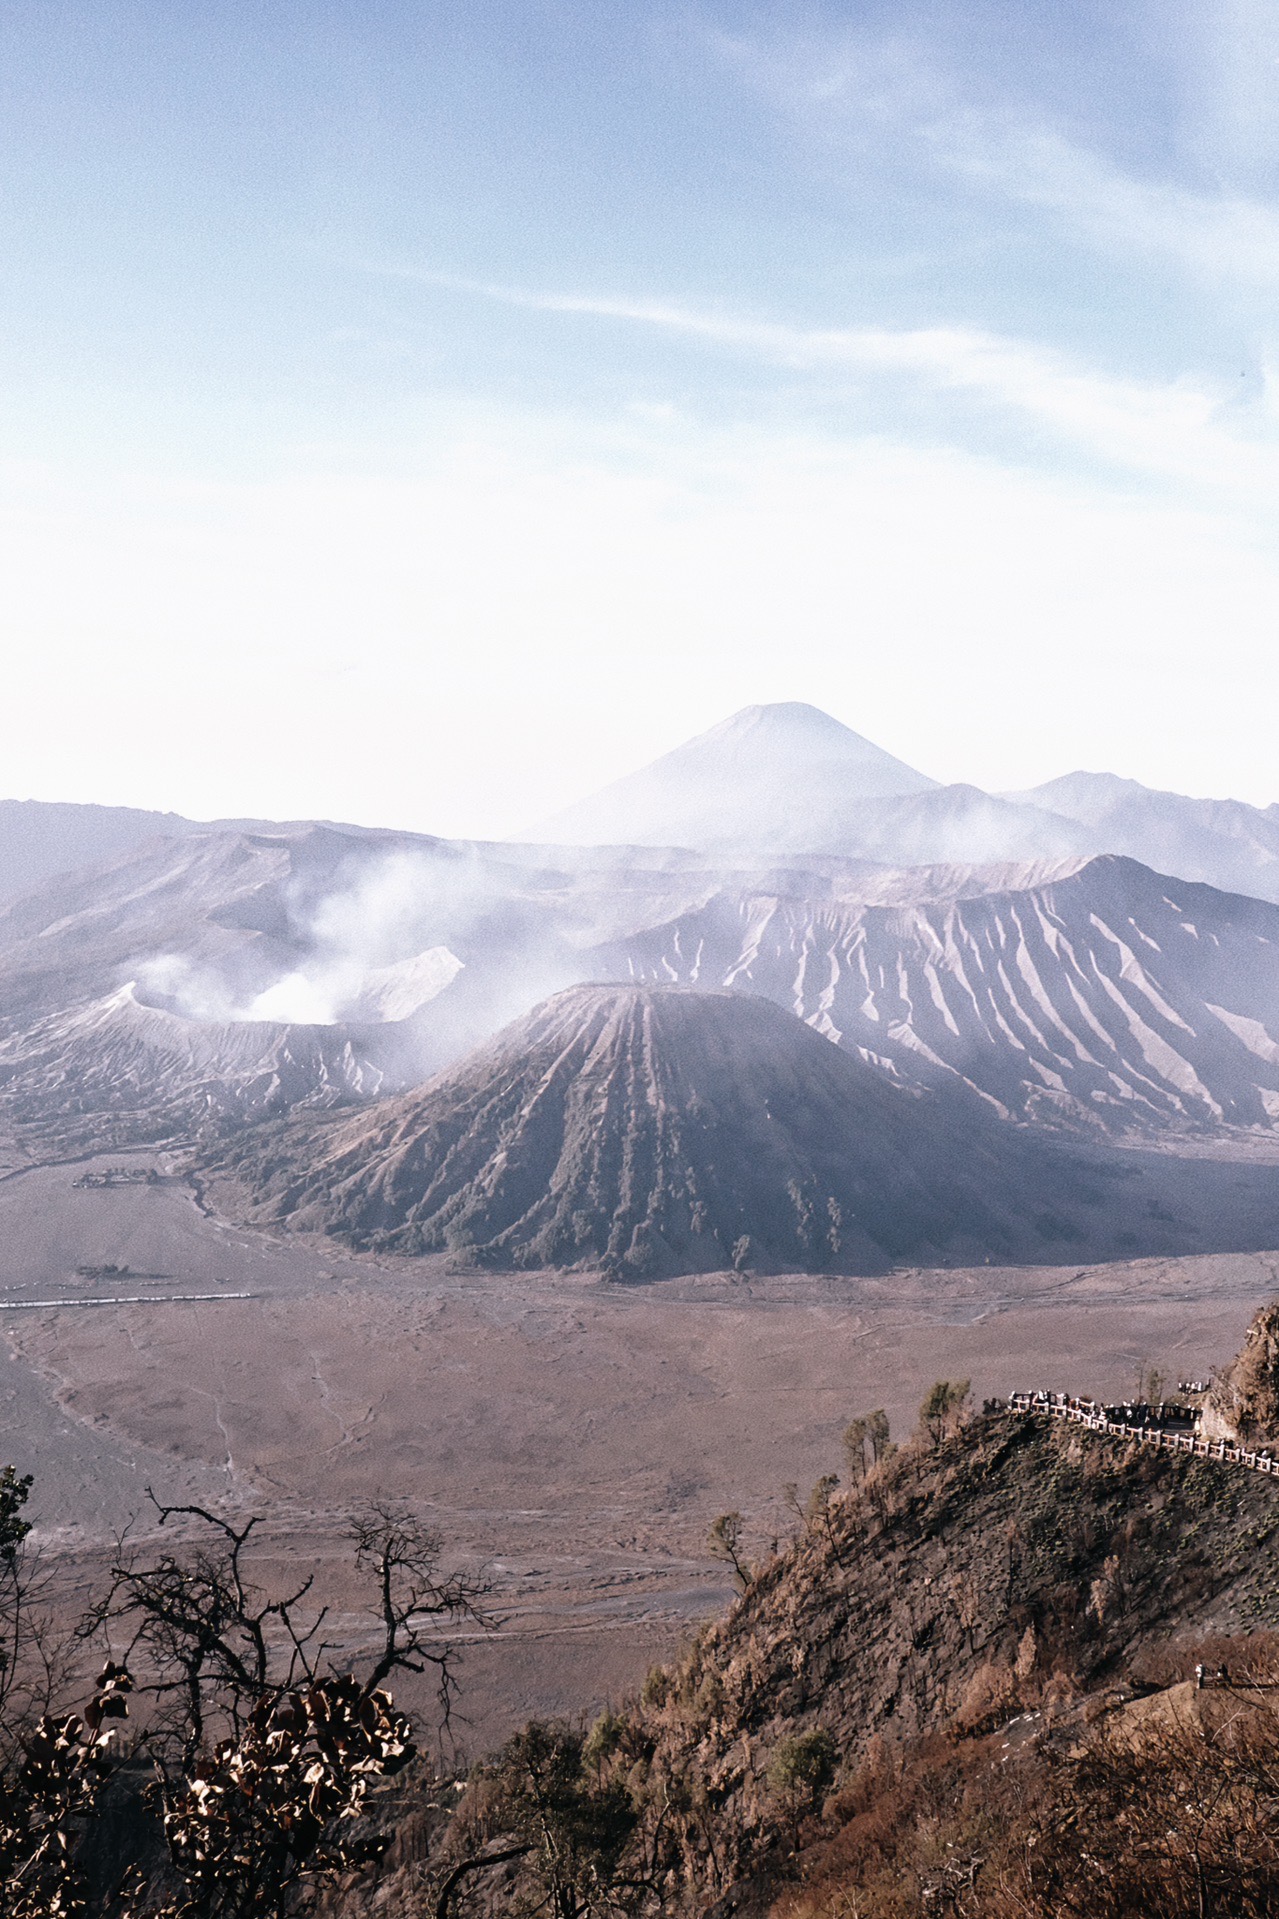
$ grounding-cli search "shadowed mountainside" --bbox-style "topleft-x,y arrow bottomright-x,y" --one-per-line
210,985 -> 1109,1276
402,1393 -> 1279,1919
554,1409 -> 1279,1908
207,984 -> 1279,1277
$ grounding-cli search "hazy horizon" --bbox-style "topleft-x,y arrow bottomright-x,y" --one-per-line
2,697 -> 1274,839
3,3 -> 1278,832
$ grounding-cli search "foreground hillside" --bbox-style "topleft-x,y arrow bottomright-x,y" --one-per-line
10,1322 -> 1279,1915
421,1391 -> 1279,1919
611,1412 -> 1279,1888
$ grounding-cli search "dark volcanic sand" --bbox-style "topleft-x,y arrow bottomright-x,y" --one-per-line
0,1150 -> 1276,1751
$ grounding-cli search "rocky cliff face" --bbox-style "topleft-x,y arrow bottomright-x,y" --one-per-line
1206,1299 -> 1279,1442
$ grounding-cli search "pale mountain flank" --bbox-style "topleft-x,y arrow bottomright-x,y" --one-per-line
1010,769 -> 1279,904
602,854 -> 1279,1135
530,702 -> 939,852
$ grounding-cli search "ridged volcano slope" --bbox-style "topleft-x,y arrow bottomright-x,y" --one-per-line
218,984 -> 1126,1277
0,985 -> 408,1149
601,855 -> 1279,1134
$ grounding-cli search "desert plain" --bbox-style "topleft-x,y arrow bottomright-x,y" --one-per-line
0,1144 -> 1276,1753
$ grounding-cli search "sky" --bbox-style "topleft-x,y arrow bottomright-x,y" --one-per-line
2,0 -> 1279,831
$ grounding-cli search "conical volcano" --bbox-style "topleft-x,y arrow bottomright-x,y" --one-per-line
219,984 -> 1106,1277
530,703 -> 937,851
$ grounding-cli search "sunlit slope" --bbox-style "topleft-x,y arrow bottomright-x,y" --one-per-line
602,856 -> 1279,1133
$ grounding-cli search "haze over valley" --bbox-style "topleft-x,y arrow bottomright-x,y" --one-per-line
6,704 -> 1279,1158
4,700 -> 1279,1754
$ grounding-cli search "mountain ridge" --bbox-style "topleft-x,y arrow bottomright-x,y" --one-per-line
211,982 -> 1121,1277
6,828 -> 1279,1148
528,704 -> 1279,901
208,980 -> 1279,1277
598,853 -> 1279,1136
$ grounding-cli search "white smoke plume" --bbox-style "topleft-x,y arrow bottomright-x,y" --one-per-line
133,841 -> 597,1082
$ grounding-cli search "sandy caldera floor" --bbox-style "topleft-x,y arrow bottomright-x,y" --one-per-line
0,1151 -> 1276,1753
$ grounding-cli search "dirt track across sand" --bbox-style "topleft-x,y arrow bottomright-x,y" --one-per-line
0,1152 -> 1275,1749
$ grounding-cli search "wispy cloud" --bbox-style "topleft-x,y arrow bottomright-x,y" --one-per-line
709,22 -> 1279,296
374,263 -> 1278,497
939,118 -> 1279,291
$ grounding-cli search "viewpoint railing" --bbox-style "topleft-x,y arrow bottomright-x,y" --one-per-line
1008,1391 -> 1279,1477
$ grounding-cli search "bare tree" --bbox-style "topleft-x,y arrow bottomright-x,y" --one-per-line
806,1475 -> 842,1558
919,1381 -> 971,1448
0,1660 -> 131,1919
706,1513 -> 751,1592
843,1410 -> 891,1483
90,1498 -> 329,1770
349,1502 -> 488,1721
0,1468 -> 33,1755
842,1419 -> 869,1483
147,1675 -> 416,1919
80,1495 -> 488,1917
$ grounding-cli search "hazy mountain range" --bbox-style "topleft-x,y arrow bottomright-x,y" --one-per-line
9,703 -> 1279,906
535,703 -> 1279,902
4,705 -> 1279,1272
4,815 -> 1279,1157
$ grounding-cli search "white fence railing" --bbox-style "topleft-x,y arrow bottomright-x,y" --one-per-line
1008,1392 -> 1279,1476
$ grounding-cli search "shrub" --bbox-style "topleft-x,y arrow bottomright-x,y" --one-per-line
767,1727 -> 837,1806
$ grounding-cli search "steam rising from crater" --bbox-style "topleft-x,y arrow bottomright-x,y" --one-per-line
134,844 -> 585,1061
137,849 -> 482,1025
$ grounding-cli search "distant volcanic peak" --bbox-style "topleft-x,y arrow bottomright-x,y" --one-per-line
529,703 -> 939,852
676,703 -> 937,781
1009,770 -> 1147,813
1000,774 -> 1279,905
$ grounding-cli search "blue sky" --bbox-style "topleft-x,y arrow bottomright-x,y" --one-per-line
2,1 -> 1278,829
